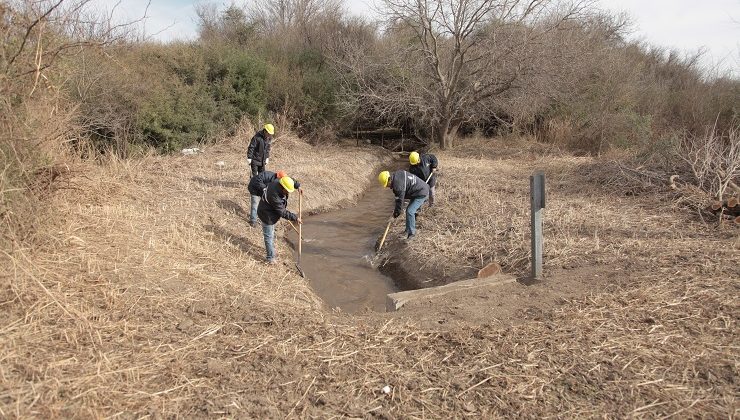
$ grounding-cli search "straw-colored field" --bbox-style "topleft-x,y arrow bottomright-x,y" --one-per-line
1,132 -> 737,418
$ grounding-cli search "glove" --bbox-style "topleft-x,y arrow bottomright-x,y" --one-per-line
293,180 -> 301,189
265,158 -> 270,164
393,209 -> 401,218
247,159 -> 252,164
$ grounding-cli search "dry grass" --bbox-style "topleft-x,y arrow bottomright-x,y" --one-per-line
1,133 -> 738,418
0,130 -> 389,417
401,136 -> 739,281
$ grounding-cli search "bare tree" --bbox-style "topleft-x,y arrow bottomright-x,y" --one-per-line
246,0 -> 344,47
196,3 -> 253,46
341,0 -> 591,148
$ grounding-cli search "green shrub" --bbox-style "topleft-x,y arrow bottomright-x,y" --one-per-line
75,43 -> 268,154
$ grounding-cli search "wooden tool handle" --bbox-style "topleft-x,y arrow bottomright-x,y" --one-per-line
377,219 -> 392,252
298,192 -> 302,258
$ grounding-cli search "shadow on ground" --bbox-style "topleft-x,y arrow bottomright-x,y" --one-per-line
217,199 -> 249,220
204,223 -> 264,261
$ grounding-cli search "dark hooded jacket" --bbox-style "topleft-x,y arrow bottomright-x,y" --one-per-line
389,170 -> 429,216
247,129 -> 272,166
258,179 -> 298,225
409,153 -> 438,187
248,170 -> 278,197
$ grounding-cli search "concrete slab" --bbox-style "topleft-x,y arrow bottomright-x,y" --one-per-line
386,274 -> 517,312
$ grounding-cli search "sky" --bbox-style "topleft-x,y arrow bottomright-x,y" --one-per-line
112,0 -> 739,77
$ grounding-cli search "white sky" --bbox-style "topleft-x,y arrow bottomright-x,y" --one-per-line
113,0 -> 740,77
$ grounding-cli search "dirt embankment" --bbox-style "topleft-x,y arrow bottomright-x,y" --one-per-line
1,134 -> 737,418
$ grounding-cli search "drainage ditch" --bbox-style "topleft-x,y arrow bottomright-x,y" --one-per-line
288,180 -> 404,313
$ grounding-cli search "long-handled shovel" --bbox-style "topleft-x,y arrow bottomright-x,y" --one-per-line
295,191 -> 305,277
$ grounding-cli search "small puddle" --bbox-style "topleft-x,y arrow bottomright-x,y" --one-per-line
289,181 -> 400,313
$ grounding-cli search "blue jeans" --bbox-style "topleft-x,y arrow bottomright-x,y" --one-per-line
406,196 -> 427,236
262,223 -> 276,261
250,194 -> 259,224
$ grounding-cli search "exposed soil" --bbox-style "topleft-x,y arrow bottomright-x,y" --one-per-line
386,265 -> 615,329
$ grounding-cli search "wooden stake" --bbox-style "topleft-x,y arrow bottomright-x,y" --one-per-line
297,191 -> 304,277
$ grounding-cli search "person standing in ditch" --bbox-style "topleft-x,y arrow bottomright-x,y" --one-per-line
247,169 -> 286,228
247,123 -> 274,177
408,151 -> 438,207
378,170 -> 429,241
257,175 -> 301,264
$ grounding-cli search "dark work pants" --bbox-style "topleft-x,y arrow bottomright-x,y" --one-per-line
251,163 -> 265,177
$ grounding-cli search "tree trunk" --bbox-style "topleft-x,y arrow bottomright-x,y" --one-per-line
436,115 -> 459,150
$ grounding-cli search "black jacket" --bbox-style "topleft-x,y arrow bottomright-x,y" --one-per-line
248,170 -> 278,196
390,170 -> 429,215
247,129 -> 272,166
409,153 -> 438,187
258,179 -> 298,225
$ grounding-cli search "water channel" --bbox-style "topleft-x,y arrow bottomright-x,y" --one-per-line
288,180 -> 400,313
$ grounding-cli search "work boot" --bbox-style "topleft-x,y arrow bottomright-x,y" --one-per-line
406,233 -> 416,242
265,258 -> 278,265
249,220 -> 257,228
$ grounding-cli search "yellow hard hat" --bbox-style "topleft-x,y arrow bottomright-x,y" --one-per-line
279,176 -> 295,192
409,151 -> 420,165
264,123 -> 275,135
378,171 -> 390,188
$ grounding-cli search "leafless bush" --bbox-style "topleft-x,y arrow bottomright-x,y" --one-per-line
1,0 -> 141,246
246,0 -> 344,46
677,123 -> 740,200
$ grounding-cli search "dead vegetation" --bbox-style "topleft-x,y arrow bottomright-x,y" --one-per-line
391,135 -> 738,285
1,134 -> 738,417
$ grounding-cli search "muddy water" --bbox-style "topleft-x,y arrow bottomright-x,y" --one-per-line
289,182 -> 399,313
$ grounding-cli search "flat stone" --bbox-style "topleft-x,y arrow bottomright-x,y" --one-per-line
477,262 -> 501,278
386,274 -> 517,312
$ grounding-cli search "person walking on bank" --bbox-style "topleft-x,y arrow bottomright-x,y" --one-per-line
408,151 -> 438,206
247,123 -> 274,177
247,169 -> 286,228
257,175 -> 301,264
378,170 -> 429,241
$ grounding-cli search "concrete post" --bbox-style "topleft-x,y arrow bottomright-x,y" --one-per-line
530,171 -> 545,279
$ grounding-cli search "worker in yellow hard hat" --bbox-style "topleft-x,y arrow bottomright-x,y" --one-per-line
257,175 -> 301,264
247,123 -> 275,177
378,169 -> 429,241
247,169 -> 286,228
408,151 -> 439,206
